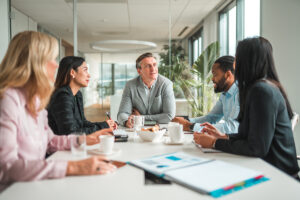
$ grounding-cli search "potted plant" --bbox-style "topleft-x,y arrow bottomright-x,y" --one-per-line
177,41 -> 220,117
158,41 -> 193,98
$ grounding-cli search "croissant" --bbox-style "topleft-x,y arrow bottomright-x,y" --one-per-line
141,125 -> 159,132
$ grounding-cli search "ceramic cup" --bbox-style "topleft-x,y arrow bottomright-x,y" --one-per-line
99,135 -> 115,154
132,115 -> 145,131
168,122 -> 184,143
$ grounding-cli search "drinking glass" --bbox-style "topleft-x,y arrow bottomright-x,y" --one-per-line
71,133 -> 87,157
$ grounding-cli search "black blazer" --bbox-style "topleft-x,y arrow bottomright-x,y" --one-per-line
47,85 -> 109,135
215,81 -> 299,176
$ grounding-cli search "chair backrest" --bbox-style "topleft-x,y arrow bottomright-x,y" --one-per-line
291,112 -> 299,131
110,91 -> 123,121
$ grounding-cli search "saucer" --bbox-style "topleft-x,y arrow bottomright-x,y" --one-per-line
88,148 -> 121,156
163,137 -> 185,145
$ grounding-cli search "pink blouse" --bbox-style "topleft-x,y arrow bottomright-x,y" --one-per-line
0,88 -> 73,191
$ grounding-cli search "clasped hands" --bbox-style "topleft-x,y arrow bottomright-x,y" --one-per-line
193,122 -> 228,148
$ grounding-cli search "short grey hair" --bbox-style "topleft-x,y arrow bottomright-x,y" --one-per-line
135,52 -> 156,69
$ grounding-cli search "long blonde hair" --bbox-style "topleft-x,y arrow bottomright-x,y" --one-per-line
0,31 -> 58,116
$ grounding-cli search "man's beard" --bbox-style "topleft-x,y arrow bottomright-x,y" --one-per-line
214,76 -> 228,93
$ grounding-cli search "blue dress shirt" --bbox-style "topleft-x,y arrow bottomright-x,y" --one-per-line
189,82 -> 240,134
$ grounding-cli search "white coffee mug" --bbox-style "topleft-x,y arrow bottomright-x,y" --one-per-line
168,123 -> 184,143
132,115 -> 145,130
99,135 -> 115,154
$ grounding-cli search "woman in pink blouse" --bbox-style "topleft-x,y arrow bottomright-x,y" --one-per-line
0,31 -> 116,192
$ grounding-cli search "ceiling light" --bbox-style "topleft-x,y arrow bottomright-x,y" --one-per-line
90,40 -> 157,53
65,0 -> 127,3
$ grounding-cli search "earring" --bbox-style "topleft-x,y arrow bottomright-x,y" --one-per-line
72,75 -> 75,78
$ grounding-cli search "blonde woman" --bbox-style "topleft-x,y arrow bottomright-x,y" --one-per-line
0,31 -> 116,192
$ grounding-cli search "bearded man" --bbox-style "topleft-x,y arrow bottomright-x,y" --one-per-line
172,56 -> 239,134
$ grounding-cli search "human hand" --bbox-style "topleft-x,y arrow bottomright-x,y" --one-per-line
200,122 -> 228,139
193,132 -> 217,148
87,128 -> 113,145
172,117 -> 192,131
106,119 -> 118,130
132,108 -> 141,116
125,115 -> 134,128
66,156 -> 117,176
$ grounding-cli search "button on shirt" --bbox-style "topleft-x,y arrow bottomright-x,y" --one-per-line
190,82 -> 240,134
140,77 -> 157,113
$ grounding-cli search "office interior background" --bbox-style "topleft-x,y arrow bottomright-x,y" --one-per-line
0,0 -> 300,161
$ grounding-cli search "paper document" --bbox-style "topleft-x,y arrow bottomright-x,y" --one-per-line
130,152 -> 212,176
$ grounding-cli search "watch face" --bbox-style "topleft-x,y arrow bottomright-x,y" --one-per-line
190,123 -> 195,130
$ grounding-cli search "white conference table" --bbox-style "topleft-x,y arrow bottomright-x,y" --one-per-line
1,131 -> 300,200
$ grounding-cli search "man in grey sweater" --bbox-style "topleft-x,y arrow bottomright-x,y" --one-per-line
117,53 -> 175,128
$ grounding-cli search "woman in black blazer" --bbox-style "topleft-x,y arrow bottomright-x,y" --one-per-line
194,37 -> 299,177
47,56 -> 117,135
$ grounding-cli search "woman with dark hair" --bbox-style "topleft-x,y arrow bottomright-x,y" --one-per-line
47,56 -> 117,135
194,37 -> 299,177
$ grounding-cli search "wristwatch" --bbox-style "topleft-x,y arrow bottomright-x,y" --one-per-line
189,123 -> 195,131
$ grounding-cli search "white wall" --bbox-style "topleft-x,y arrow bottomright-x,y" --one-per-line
181,6 -> 219,58
202,10 -> 218,49
261,0 -> 300,155
0,0 -> 10,61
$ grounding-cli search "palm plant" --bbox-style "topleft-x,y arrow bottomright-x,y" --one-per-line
177,41 -> 220,117
158,42 -> 193,98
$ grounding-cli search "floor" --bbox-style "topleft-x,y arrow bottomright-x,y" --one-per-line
84,103 -> 110,122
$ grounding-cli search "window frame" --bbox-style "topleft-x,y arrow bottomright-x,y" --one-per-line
188,28 -> 203,65
218,0 -> 237,56
218,0 -> 261,56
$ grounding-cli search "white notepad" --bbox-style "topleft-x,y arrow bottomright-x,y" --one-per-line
164,160 -> 262,193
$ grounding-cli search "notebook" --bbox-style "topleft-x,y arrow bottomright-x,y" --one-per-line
113,129 -> 128,136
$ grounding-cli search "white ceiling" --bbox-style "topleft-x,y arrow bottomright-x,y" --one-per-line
11,0 -> 222,53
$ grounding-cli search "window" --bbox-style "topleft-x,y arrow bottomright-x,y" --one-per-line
98,63 -> 137,98
219,2 -> 236,56
219,0 -> 260,56
189,29 -> 203,64
244,0 -> 260,38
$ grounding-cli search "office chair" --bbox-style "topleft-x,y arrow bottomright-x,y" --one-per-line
291,112 -> 300,160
